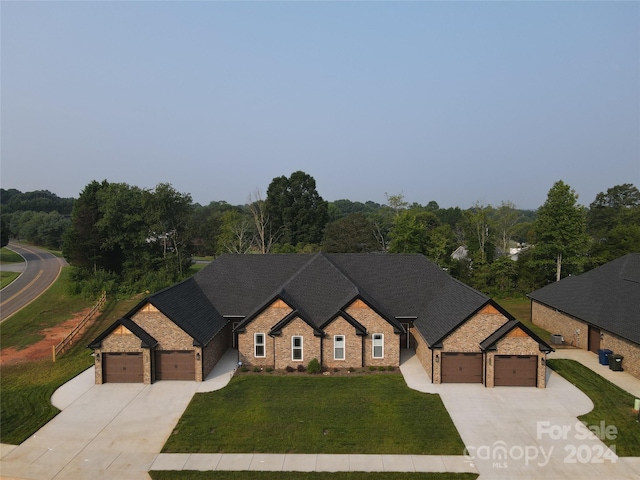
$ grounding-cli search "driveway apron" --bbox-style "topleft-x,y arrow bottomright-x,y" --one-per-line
401,350 -> 639,479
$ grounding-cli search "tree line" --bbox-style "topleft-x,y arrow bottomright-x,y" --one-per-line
2,174 -> 638,298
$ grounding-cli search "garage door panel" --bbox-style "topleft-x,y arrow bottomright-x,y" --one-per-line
155,350 -> 195,380
441,352 -> 483,383
103,352 -> 143,383
494,355 -> 537,387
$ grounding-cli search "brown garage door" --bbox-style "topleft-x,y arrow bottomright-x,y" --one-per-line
103,352 -> 143,383
155,350 -> 195,381
441,352 -> 483,383
494,355 -> 537,387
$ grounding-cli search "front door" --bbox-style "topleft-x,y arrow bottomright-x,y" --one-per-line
401,323 -> 411,349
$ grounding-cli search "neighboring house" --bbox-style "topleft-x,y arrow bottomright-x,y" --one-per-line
90,253 -> 552,387
529,253 -> 640,380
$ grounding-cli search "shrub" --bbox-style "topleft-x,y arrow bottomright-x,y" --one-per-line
369,366 -> 377,371
333,367 -> 339,373
253,367 -> 261,373
285,365 -> 295,373
240,366 -> 249,372
347,367 -> 355,373
378,366 -> 386,371
297,364 -> 306,373
265,367 -> 273,373
307,358 -> 321,374
387,366 -> 395,371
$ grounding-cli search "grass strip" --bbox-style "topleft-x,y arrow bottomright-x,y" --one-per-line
0,295 -> 140,444
0,248 -> 24,263
163,375 -> 465,455
150,472 -> 478,480
547,359 -> 640,456
1,271 -> 20,289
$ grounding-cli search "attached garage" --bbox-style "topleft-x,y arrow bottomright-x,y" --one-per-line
441,352 -> 483,383
155,350 -> 196,381
494,355 -> 537,387
102,352 -> 144,383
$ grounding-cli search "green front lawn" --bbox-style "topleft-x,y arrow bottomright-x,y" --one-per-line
150,473 -> 478,480
163,375 -> 465,455
547,359 -> 640,456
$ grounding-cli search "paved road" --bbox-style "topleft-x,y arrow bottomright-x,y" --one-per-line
0,242 -> 66,322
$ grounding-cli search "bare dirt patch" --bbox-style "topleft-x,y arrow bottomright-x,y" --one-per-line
0,308 -> 93,366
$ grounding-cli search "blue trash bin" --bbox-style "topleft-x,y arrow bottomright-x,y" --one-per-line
598,349 -> 613,365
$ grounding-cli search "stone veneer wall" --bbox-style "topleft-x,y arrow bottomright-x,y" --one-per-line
600,334 -> 640,380
531,301 -> 587,348
274,317 -> 321,369
532,300 -> 640,380
485,334 -> 547,388
413,327 -> 434,381
132,305 -> 195,351
322,316 -> 363,369
433,307 -> 509,384
238,301 -> 292,367
345,300 -> 399,367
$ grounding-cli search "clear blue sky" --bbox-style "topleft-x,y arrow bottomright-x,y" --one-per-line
2,1 -> 638,210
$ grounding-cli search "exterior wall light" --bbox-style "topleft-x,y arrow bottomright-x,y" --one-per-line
196,352 -> 201,361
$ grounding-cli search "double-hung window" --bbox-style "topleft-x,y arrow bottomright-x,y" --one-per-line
372,333 -> 384,359
334,335 -> 345,360
254,333 -> 265,357
292,336 -> 303,361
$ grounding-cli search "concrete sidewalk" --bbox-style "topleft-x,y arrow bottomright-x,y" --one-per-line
549,347 -> 640,398
150,453 -> 476,473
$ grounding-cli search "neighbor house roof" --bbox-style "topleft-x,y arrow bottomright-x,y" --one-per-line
528,253 -> 640,346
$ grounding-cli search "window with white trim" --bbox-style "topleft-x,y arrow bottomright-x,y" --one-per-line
254,333 -> 265,357
334,335 -> 345,360
372,333 -> 384,359
292,336 -> 303,361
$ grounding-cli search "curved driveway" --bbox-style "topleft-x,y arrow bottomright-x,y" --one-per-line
0,242 -> 66,322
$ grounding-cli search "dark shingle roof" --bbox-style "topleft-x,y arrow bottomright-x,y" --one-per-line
144,277 -> 227,346
92,253 -> 503,349
528,253 -> 640,345
194,253 -> 490,344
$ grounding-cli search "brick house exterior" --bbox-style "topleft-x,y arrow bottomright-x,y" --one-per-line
529,253 -> 640,381
90,253 -> 552,386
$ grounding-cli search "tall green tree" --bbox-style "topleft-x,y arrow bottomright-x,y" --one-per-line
265,171 -> 329,247
587,184 -> 640,266
323,213 -> 379,253
533,180 -> 589,282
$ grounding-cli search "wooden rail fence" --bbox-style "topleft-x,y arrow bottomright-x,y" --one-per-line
52,291 -> 107,362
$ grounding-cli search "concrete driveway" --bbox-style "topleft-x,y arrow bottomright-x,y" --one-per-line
0,350 -> 239,480
401,351 -> 640,479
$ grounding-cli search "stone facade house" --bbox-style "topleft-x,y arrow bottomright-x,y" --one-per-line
90,253 -> 552,387
529,253 -> 640,380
